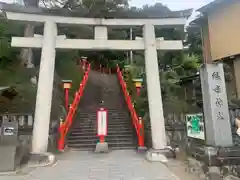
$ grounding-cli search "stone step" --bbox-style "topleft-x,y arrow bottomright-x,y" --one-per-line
71,126 -> 133,131
77,113 -> 130,117
76,117 -> 131,121
78,111 -> 129,116
70,129 -> 133,136
67,136 -> 134,143
69,130 -> 132,136
68,145 -> 135,151
75,119 -> 132,123
67,141 -> 136,149
75,119 -> 131,123
71,126 -> 133,132
73,120 -> 132,127
73,124 -> 132,129
68,134 -> 133,139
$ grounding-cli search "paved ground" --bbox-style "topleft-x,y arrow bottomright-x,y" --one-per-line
0,150 -> 197,180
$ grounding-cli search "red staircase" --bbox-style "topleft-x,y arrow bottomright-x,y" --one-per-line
66,70 -> 136,150
57,63 -> 145,151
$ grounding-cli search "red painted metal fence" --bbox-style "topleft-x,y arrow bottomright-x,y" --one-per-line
116,65 -> 145,148
58,63 -> 91,151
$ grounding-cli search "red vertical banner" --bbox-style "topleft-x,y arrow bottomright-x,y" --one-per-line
97,108 -> 108,143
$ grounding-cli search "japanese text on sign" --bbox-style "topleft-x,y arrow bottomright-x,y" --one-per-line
212,71 -> 225,121
212,72 -> 221,80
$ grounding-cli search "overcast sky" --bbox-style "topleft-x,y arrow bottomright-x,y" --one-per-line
130,0 -> 214,10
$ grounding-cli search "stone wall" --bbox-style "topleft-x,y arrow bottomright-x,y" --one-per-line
145,112 -> 187,152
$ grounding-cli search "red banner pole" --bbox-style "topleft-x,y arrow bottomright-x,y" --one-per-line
100,135 -> 105,143
136,87 -> 140,96
65,88 -> 69,112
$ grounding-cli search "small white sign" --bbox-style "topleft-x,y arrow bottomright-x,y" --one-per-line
19,116 -> 25,126
97,109 -> 107,136
3,127 -> 15,136
28,115 -> 33,126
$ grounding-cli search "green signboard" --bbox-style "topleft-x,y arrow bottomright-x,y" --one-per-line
186,113 -> 205,140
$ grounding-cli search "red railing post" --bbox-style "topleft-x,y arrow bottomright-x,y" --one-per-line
100,135 -> 105,143
138,117 -> 145,147
58,120 -> 66,151
65,88 -> 69,111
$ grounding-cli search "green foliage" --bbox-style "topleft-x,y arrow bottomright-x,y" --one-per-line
0,20 -> 21,69
55,51 -> 83,100
173,54 -> 200,77
0,62 -> 37,103
185,25 -> 203,60
126,45 -> 201,119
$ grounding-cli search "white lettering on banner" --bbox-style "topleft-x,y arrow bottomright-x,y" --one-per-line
97,110 -> 107,136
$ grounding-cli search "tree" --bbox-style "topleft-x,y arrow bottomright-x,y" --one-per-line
0,20 -> 22,69
185,25 -> 203,61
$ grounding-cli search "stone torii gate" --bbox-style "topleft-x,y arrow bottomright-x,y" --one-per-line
1,4 -> 187,161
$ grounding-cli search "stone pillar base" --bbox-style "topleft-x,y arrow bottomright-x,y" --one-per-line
27,152 -> 56,168
137,146 -> 147,153
94,142 -> 109,153
146,148 -> 174,163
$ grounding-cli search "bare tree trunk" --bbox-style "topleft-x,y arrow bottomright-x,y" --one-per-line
20,24 -> 34,68
21,0 -> 39,68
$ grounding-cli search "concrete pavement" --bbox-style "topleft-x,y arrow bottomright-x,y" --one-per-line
0,150 -> 190,180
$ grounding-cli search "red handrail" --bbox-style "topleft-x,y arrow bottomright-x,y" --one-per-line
58,63 -> 91,151
116,65 -> 145,148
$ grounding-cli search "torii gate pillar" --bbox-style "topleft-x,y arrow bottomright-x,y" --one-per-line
32,21 -> 57,153
144,24 -> 169,162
